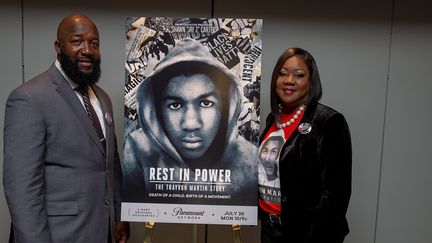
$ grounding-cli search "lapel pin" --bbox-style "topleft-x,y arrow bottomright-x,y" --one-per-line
105,112 -> 113,126
298,122 -> 312,134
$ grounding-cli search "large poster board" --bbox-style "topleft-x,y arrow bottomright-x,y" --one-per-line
122,17 -> 262,225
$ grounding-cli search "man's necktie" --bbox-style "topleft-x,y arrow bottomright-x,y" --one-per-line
75,85 -> 106,150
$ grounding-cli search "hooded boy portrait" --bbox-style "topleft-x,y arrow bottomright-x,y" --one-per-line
122,38 -> 258,205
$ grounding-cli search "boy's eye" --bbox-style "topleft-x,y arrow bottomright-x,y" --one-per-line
200,100 -> 214,108
167,103 -> 182,110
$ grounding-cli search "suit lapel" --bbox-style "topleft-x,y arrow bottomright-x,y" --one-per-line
48,65 -> 106,156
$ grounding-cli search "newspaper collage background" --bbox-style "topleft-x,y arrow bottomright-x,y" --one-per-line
125,17 -> 262,145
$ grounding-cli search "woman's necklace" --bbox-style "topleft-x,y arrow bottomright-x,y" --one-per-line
276,105 -> 306,129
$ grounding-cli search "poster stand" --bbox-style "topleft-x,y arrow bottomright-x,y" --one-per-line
142,222 -> 242,243
232,224 -> 242,243
143,221 -> 155,243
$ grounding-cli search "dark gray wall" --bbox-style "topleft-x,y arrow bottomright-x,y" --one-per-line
0,1 -> 22,241
375,1 -> 432,242
1,0 -> 431,242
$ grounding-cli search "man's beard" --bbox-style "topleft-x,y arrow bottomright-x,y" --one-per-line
59,51 -> 101,86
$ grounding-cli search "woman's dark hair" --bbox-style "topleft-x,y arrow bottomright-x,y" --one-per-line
270,47 -> 322,116
152,61 -> 231,165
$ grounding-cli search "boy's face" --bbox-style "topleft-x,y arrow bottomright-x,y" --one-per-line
260,139 -> 282,169
161,73 -> 222,160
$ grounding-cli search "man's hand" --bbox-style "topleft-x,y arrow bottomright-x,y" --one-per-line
115,221 -> 130,243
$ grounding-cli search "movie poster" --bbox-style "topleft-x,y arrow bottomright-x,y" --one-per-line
121,17 -> 262,225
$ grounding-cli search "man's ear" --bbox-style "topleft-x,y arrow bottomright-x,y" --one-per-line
54,40 -> 61,55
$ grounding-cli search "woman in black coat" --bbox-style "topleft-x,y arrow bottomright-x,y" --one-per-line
258,47 -> 352,243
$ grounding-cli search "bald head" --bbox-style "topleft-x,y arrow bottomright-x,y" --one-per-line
57,14 -> 99,42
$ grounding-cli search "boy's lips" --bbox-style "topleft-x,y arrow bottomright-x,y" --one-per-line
181,141 -> 202,149
181,137 -> 203,149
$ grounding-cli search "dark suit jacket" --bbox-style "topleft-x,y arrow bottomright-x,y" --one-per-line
261,101 -> 352,243
3,64 -> 122,243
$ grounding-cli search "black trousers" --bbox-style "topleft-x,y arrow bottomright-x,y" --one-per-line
260,211 -> 284,243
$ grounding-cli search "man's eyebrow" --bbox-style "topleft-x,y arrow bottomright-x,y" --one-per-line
71,33 -> 84,37
70,34 -> 99,40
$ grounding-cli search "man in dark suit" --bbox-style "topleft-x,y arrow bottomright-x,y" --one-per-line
3,14 -> 129,243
